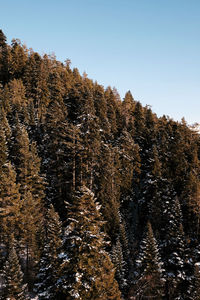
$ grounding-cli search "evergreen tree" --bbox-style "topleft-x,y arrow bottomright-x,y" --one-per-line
57,186 -> 121,300
43,94 -> 70,214
161,197 -> 186,299
20,189 -> 44,281
116,129 -> 139,196
0,126 -> 7,171
8,79 -> 28,122
0,107 -> 11,142
143,145 -> 163,227
2,237 -> 28,300
66,69 -> 85,122
97,143 -> 121,241
104,87 -> 118,137
111,237 -> 127,295
93,83 -> 110,138
0,162 -> 22,248
9,121 -> 45,282
122,91 -> 135,134
23,51 -> 43,106
135,222 -> 165,300
77,81 -> 101,189
0,29 -> 9,84
133,101 -> 145,149
9,38 -> 28,80
34,205 -> 62,300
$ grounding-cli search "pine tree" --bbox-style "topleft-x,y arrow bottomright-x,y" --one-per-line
36,58 -> 50,124
116,129 -> 139,196
9,38 -> 28,80
0,126 -> 7,171
122,90 -> 135,134
133,101 -> 145,149
20,189 -> 44,281
57,186 -> 121,300
10,120 -> 30,189
8,79 -> 28,122
0,107 -> 11,142
105,87 -> 118,137
93,83 -> 110,138
9,121 -> 45,282
143,107 -> 157,149
34,205 -> 62,300
0,29 -> 9,84
43,94 -> 70,214
97,143 -> 121,241
2,237 -> 28,300
111,237 -> 127,294
0,162 -> 22,248
161,197 -> 186,299
144,145 -> 163,227
23,51 -> 43,106
135,222 -> 165,299
66,68 -> 84,122
12,121 -> 45,221
77,81 -> 101,189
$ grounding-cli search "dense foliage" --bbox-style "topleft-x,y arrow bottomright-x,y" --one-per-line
0,30 -> 200,299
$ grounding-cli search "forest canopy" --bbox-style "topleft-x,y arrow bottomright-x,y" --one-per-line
0,30 -> 200,299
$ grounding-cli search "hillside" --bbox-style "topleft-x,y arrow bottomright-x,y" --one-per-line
0,30 -> 200,299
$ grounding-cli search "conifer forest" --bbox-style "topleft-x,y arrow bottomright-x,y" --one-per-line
1,30 -> 200,299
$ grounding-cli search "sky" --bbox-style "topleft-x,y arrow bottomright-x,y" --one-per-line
1,0 -> 200,124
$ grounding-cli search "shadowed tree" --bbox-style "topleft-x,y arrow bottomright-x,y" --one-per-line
2,236 -> 28,300
57,186 -> 121,300
134,222 -> 165,300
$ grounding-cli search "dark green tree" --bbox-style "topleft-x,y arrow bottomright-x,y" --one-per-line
122,90 -> 135,134
9,39 -> 28,80
57,186 -> 121,300
2,237 -> 28,300
34,205 -> 62,300
93,83 -> 110,138
111,237 -> 127,295
0,162 -> 21,248
97,143 -> 121,241
161,197 -> 186,299
0,29 -> 9,84
135,222 -> 165,300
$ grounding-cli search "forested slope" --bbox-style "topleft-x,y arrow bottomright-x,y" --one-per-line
0,30 -> 200,299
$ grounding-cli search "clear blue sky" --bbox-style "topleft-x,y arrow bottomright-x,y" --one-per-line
1,0 -> 200,124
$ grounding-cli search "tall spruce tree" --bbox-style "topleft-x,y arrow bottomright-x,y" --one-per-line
93,83 -> 110,138
2,237 -> 28,300
0,29 -> 9,84
43,93 -> 70,214
9,121 -> 45,282
161,197 -> 186,299
0,162 -> 22,248
122,91 -> 135,134
111,237 -> 127,295
57,186 -> 121,300
96,143 -> 121,241
0,126 -> 7,171
9,38 -> 28,80
34,205 -> 62,300
134,222 -> 165,300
